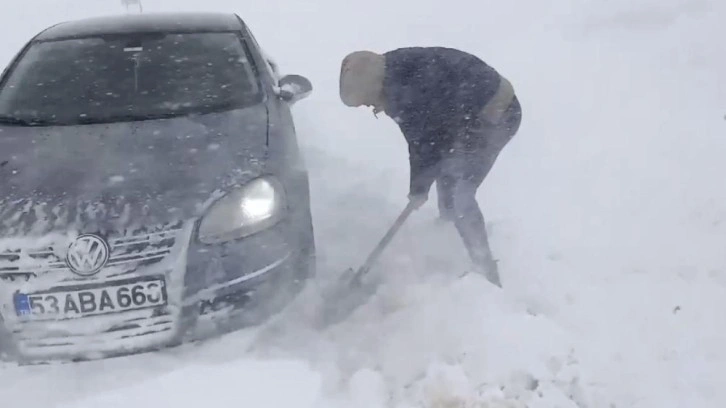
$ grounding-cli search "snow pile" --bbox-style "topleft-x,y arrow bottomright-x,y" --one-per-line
58,359 -> 322,408
55,273 -> 600,408
1,0 -> 726,407
306,275 -> 597,408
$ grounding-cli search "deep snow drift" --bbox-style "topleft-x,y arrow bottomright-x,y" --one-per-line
1,0 -> 725,407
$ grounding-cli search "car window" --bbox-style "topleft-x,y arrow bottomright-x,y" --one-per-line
267,60 -> 278,79
264,55 -> 281,81
0,32 -> 263,126
241,23 -> 279,83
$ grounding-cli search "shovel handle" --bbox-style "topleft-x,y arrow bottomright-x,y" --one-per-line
354,200 -> 418,278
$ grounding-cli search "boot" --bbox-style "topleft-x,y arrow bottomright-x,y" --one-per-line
460,258 -> 501,287
478,257 -> 502,287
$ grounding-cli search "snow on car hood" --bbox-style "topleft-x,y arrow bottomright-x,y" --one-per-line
0,105 -> 269,236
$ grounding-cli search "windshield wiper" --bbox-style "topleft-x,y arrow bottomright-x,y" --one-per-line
0,115 -> 54,127
75,110 -> 212,125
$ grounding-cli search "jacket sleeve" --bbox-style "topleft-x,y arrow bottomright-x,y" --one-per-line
407,138 -> 440,197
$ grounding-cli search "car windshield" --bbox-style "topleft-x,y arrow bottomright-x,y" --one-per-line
0,31 -> 262,126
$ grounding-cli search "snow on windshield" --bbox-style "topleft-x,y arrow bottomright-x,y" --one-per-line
0,32 -> 261,125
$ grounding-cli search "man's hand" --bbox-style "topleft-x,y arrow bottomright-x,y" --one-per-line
408,192 -> 428,210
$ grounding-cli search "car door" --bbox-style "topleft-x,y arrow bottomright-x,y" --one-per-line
235,18 -> 315,260
236,17 -> 310,193
237,19 -> 297,143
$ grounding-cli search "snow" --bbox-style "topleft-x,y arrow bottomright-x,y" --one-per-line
1,0 -> 726,407
56,359 -> 323,408
109,175 -> 125,184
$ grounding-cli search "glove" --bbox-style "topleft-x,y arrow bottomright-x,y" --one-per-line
408,192 -> 428,210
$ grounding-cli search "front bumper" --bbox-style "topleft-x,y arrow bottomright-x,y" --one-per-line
0,216 -> 310,363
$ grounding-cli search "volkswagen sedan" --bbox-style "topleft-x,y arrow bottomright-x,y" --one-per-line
0,12 -> 316,363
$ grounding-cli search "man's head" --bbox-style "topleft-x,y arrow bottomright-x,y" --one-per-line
339,50 -> 386,112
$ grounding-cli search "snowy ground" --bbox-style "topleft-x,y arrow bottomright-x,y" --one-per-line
1,0 -> 726,407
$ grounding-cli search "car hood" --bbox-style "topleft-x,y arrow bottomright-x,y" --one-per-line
0,105 -> 268,236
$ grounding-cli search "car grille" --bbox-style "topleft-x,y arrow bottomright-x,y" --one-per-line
0,221 -> 184,282
11,310 -> 177,359
0,221 -> 191,359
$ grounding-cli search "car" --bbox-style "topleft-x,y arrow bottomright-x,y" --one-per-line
0,11 -> 316,363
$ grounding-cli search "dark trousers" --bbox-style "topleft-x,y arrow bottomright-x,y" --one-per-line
435,99 -> 521,284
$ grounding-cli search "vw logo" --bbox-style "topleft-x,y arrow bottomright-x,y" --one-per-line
66,234 -> 110,276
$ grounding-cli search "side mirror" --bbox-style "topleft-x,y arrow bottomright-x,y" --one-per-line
277,74 -> 313,104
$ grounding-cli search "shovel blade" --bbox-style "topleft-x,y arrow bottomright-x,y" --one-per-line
312,267 -> 380,329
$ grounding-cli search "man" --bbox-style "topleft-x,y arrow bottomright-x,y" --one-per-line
338,47 -> 522,287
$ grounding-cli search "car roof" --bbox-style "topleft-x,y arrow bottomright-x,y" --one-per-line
34,12 -> 245,41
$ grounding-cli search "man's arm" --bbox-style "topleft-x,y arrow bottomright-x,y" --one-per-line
408,139 -> 440,199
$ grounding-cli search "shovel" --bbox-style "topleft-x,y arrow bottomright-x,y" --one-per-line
312,200 -> 418,329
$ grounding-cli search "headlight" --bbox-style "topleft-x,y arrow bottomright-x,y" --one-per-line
197,177 -> 286,244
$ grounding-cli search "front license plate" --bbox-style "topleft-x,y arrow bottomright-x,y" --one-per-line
13,277 -> 168,320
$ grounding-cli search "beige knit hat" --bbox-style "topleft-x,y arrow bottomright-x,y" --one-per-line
339,50 -> 386,109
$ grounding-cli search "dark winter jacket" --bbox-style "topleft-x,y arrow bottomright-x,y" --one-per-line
382,47 -> 519,197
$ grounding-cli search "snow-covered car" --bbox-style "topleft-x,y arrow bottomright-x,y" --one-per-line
0,12 -> 316,363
